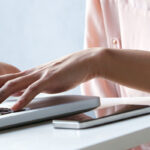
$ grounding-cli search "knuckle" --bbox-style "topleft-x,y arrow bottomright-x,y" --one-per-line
28,86 -> 38,93
0,90 -> 6,97
42,69 -> 50,78
5,80 -> 16,88
43,68 -> 57,78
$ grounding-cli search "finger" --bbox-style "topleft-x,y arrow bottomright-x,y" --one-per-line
0,73 -> 39,103
12,79 -> 43,111
0,72 -> 25,88
11,91 -> 24,97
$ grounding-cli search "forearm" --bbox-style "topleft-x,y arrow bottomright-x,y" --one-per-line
95,48 -> 150,92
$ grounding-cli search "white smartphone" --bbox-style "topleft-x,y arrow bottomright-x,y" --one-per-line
52,104 -> 150,129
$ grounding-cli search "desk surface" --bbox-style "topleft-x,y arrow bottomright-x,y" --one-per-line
0,113 -> 150,150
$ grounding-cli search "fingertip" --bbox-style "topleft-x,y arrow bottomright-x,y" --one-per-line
11,105 -> 19,112
11,102 -> 23,111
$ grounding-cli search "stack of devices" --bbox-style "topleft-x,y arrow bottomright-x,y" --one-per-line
0,95 -> 150,130
0,95 -> 100,130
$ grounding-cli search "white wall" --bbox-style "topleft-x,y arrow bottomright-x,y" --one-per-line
0,0 -> 85,95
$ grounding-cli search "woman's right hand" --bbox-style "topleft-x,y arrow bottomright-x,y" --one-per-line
0,48 -> 103,111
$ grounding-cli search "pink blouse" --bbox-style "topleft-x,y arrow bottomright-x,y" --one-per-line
81,0 -> 150,149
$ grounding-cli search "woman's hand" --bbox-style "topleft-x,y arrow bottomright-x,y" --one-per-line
0,48 -> 103,111
0,62 -> 20,75
0,62 -> 22,97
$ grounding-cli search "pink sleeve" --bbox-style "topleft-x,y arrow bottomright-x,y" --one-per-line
81,0 -> 119,98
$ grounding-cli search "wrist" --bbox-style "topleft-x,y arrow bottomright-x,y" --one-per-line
89,47 -> 108,78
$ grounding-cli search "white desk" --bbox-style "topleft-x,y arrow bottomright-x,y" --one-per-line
0,113 -> 150,150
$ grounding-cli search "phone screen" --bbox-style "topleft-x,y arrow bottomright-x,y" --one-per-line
58,104 -> 149,123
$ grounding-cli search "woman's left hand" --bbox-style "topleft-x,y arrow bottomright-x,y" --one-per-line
0,62 -> 20,75
0,48 -> 103,111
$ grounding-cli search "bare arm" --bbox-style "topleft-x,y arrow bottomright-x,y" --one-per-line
0,47 -> 150,111
96,48 -> 150,93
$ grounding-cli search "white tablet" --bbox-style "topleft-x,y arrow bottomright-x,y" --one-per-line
0,95 -> 100,130
52,104 -> 150,129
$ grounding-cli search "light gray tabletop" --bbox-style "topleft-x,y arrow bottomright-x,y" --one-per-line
0,113 -> 150,150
